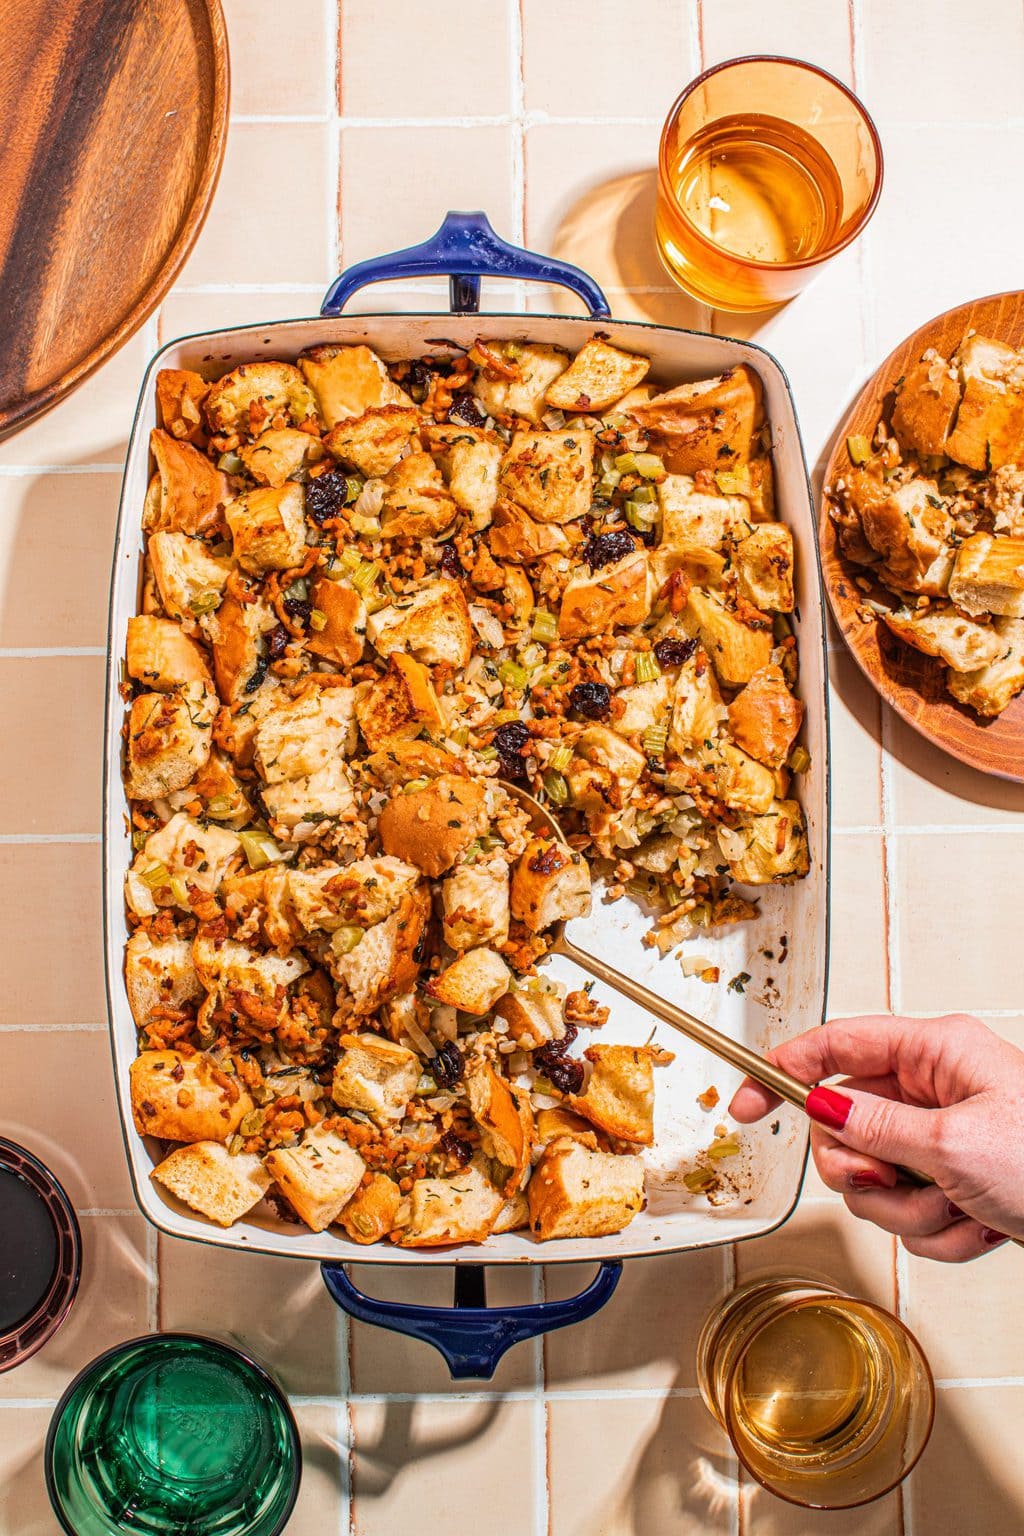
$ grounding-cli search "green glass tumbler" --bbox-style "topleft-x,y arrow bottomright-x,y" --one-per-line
45,1334 -> 301,1536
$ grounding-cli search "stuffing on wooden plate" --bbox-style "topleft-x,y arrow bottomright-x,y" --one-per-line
122,333 -> 809,1246
828,332 -> 1024,716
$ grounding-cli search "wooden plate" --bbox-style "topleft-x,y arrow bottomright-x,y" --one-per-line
820,291 -> 1024,783
0,0 -> 228,437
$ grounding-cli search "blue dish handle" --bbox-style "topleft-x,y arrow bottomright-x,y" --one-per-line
320,1259 -> 621,1379
320,210 -> 610,318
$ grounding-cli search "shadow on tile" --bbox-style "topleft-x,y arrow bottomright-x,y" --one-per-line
0,1411 -> 60,1536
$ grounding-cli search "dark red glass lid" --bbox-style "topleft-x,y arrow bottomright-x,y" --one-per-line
0,1137 -> 81,1372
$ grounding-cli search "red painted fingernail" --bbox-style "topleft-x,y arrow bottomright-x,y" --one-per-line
946,1202 -> 967,1222
982,1229 -> 1009,1247
805,1086 -> 853,1132
851,1170 -> 887,1190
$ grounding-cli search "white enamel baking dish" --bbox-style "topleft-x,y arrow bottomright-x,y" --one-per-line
103,214 -> 829,1373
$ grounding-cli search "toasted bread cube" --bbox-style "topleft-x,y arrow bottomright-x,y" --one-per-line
126,813 -> 240,917
397,1163 -> 505,1247
288,855 -> 421,933
447,437 -> 503,529
948,532 -> 1024,618
325,405 -> 421,477
225,484 -> 307,574
262,760 -> 356,836
499,429 -> 594,524
534,1107 -> 599,1146
239,427 -> 324,487
559,548 -> 651,639
264,1126 -> 366,1232
891,352 -> 962,458
717,798 -> 810,885
152,1142 -> 270,1228
205,361 -> 320,437
426,947 -> 512,1014
363,739 -> 457,787
379,450 -> 458,539
489,499 -> 570,562
330,887 -> 431,1016
630,365 -> 764,475
946,334 -> 1024,470
495,987 -> 565,1050
130,1049 -> 252,1142
527,1137 -> 645,1240
510,837 -> 592,933
880,606 -> 1003,673
148,531 -> 232,622
255,684 -> 358,783
858,479 -> 954,596
378,774 -> 488,877
126,683 -> 215,800
355,652 -> 446,750
156,368 -> 210,445
340,1173 -> 403,1244
146,429 -> 228,536
367,579 -> 473,669
947,617 -> 1024,715
570,1043 -> 656,1145
331,1033 -> 420,1119
611,675 -> 673,737
219,865 -> 299,951
731,523 -> 795,613
566,725 -> 646,814
492,1192 -> 530,1233
126,615 -> 211,691
298,343 -> 412,428
442,854 -> 511,950
699,739 -> 776,815
306,578 -> 366,668
667,652 -> 724,754
545,337 -> 650,413
657,474 -> 754,551
208,596 -> 279,711
467,1062 -> 535,1193
125,931 -> 204,1029
684,589 -> 773,689
191,933 -> 308,1000
727,665 -> 804,768
472,342 -> 569,424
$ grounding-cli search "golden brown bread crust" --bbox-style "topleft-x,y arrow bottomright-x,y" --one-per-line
526,1136 -> 645,1240
498,429 -> 595,525
544,336 -> 650,414
126,615 -> 211,690
570,1044 -> 656,1145
890,355 -> 962,458
558,549 -> 650,640
325,405 -> 423,477
147,429 -> 228,536
306,577 -> 365,668
156,368 -> 210,446
727,665 -> 804,768
489,499 -> 570,562
340,1173 -> 403,1243
379,451 -> 458,539
628,365 -> 764,475
355,652 -> 445,751
130,1050 -> 253,1143
378,775 -> 488,877
151,1142 -> 270,1228
466,1061 -> 535,1193
298,343 -> 412,428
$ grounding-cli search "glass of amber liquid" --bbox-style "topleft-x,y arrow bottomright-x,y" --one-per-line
656,56 -> 883,312
697,1278 -> 934,1509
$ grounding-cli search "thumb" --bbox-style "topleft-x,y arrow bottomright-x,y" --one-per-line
805,1084 -> 945,1177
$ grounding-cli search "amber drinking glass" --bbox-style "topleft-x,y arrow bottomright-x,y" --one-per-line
697,1278 -> 934,1509
656,56 -> 883,312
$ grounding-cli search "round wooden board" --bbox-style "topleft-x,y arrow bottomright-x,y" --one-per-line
820,291 -> 1024,783
0,0 -> 228,437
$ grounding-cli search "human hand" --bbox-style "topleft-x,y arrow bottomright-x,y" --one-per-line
729,1013 -> 1024,1262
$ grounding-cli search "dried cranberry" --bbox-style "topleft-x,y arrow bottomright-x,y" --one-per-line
569,681 -> 611,720
267,624 -> 290,660
305,470 -> 349,526
536,1021 -> 578,1059
654,637 -> 697,668
537,1050 -> 584,1096
448,391 -> 486,428
283,597 -> 312,626
438,1127 -> 472,1165
439,542 -> 463,578
406,359 -> 431,404
433,1040 -> 465,1089
582,529 -> 635,570
493,719 -> 530,778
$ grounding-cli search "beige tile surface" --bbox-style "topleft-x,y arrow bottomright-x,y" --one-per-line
0,845 -> 105,1025
0,328 -> 150,467
350,1398 -> 538,1535
824,835 -> 890,1017
0,1407 -> 60,1536
522,0 -> 696,119
827,650 -> 884,830
341,0 -> 513,118
702,0 -> 853,81
735,1200 -> 898,1310
0,659 -> 104,834
909,1386 -> 1024,1536
0,474 -> 120,647
886,712 -> 1024,828
289,1404 -> 350,1536
223,0 -> 330,117
861,0 -> 1024,123
903,1239 -> 1024,1382
547,1395 -> 736,1536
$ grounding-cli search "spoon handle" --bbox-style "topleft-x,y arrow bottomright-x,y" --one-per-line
556,934 -> 811,1110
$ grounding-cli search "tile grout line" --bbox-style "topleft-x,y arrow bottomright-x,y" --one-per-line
328,0 -> 342,294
